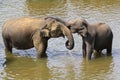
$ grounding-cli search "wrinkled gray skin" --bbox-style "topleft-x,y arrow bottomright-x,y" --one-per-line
2,17 -> 74,58
68,18 -> 113,60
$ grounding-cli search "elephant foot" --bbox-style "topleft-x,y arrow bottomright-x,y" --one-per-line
106,53 -> 112,56
86,57 -> 91,60
36,52 -> 48,59
86,54 -> 92,60
37,53 -> 47,58
94,50 -> 101,58
5,48 -> 12,54
41,53 -> 48,58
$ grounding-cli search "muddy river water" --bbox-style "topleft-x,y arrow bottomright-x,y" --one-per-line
0,0 -> 120,80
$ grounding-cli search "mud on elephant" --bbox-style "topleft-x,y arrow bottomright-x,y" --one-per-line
67,18 -> 113,60
2,17 -> 74,58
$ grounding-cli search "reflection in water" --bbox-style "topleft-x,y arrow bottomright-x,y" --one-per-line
4,55 -> 51,80
80,57 -> 113,80
72,0 -> 120,8
48,54 -> 114,80
0,0 -> 120,79
3,54 -> 114,80
26,0 -> 66,16
70,0 -> 120,23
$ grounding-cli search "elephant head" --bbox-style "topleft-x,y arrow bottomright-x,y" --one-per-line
40,18 -> 74,50
67,18 -> 89,37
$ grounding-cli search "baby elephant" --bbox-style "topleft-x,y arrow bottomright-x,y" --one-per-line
68,18 -> 113,60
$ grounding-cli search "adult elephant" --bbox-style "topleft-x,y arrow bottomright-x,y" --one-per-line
2,17 -> 74,58
67,18 -> 113,60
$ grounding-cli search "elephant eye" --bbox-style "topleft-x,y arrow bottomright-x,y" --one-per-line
81,25 -> 84,27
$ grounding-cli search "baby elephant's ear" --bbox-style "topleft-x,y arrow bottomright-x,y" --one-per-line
79,22 -> 88,37
40,29 -> 50,38
82,21 -> 88,28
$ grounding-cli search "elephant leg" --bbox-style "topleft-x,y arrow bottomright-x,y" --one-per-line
106,45 -> 112,56
85,43 -> 93,60
85,39 -> 94,60
32,31 -> 48,58
33,38 -> 48,58
82,42 -> 86,58
40,41 -> 48,58
3,38 -> 12,53
37,43 -> 47,58
106,37 -> 113,56
86,48 -> 93,60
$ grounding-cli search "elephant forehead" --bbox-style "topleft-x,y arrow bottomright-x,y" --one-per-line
51,23 -> 59,30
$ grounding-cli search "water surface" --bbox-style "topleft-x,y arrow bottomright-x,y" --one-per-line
0,0 -> 120,80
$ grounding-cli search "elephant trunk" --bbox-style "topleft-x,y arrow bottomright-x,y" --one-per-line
61,24 -> 74,50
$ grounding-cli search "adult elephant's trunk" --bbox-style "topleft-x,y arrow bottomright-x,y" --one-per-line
61,24 -> 74,50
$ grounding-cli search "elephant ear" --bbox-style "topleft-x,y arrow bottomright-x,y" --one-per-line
40,29 -> 50,38
79,21 -> 88,37
67,20 -> 74,29
40,19 -> 57,38
82,21 -> 88,28
40,20 -> 50,38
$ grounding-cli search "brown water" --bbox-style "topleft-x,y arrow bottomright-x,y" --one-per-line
0,0 -> 120,80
